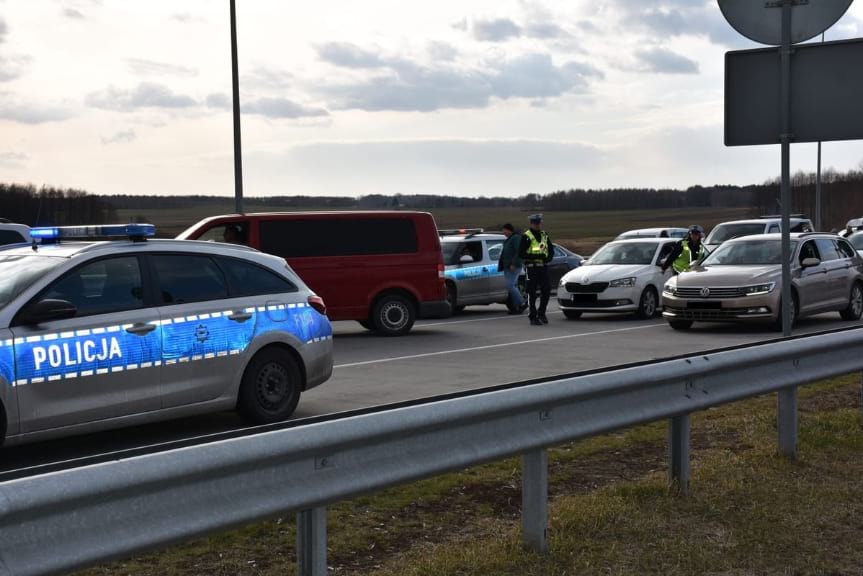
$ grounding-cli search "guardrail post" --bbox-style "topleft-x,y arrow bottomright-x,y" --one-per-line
778,387 -> 798,459
297,507 -> 327,576
522,448 -> 548,553
668,414 -> 690,496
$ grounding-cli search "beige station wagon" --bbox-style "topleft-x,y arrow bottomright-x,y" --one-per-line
662,233 -> 863,330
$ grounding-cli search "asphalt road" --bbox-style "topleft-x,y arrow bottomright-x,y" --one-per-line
3,300 -> 860,475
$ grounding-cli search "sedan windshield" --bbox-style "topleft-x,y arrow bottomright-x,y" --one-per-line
0,254 -> 65,309
701,240 -> 796,266
587,242 -> 657,265
705,223 -> 766,245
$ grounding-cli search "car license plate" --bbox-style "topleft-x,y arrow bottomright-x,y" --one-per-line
573,294 -> 598,304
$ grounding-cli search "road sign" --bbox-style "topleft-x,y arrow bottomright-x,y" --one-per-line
725,38 -> 863,146
718,0 -> 853,45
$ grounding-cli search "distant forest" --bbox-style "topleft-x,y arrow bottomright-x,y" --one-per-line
2,166 -> 863,230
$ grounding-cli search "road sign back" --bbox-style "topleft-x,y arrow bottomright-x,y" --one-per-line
718,0 -> 853,45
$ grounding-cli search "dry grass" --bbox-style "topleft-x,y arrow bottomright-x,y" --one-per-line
80,377 -> 863,576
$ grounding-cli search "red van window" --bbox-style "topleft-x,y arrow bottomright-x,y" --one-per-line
259,218 -> 418,258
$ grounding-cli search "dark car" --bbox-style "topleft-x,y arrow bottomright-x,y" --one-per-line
548,244 -> 584,285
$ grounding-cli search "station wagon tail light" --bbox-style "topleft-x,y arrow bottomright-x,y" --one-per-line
308,295 -> 327,315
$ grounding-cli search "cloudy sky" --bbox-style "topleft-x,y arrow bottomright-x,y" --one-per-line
1,0 -> 863,198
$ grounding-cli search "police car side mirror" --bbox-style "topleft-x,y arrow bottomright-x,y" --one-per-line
801,257 -> 821,269
21,299 -> 78,325
459,255 -> 474,264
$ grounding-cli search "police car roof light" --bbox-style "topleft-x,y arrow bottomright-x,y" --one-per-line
29,224 -> 156,241
439,228 -> 484,237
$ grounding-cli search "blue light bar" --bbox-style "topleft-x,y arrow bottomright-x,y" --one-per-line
29,224 -> 156,240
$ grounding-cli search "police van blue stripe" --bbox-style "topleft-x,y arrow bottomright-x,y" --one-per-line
2,304 -> 332,387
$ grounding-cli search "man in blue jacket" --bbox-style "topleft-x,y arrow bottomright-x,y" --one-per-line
498,223 -> 526,314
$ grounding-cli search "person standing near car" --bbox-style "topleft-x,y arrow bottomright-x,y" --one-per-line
519,214 -> 554,326
661,224 -> 707,274
499,223 -> 526,314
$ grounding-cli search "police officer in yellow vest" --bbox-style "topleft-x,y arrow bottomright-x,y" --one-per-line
519,214 -> 554,326
661,225 -> 707,274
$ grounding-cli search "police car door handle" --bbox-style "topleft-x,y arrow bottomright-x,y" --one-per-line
126,322 -> 157,336
228,311 -> 253,322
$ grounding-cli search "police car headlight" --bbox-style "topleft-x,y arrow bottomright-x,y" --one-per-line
609,277 -> 636,288
743,282 -> 775,296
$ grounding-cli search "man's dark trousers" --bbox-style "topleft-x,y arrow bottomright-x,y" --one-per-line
526,264 -> 551,319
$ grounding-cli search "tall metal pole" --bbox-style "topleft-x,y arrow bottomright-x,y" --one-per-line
230,0 -> 244,214
779,0 -> 792,338
815,32 -> 824,231
778,0 -> 797,459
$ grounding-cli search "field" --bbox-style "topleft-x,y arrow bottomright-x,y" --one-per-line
117,203 -> 755,255
80,376 -> 863,576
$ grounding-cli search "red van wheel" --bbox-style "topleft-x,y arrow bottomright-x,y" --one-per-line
372,293 -> 416,336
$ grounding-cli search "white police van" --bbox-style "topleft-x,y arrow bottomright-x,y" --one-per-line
0,225 -> 333,446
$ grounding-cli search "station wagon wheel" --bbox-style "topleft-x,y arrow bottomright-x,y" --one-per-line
237,348 -> 302,424
372,293 -> 416,336
637,287 -> 658,319
668,319 -> 693,330
840,282 -> 863,320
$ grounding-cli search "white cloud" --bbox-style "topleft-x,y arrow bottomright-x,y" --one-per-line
473,18 -> 522,42
126,58 -> 198,78
0,54 -> 30,82
243,97 -> 328,119
101,129 -> 136,145
0,98 -> 75,124
62,8 -> 86,20
0,151 -> 27,168
634,48 -> 700,75
0,17 -> 7,43
85,82 -> 198,112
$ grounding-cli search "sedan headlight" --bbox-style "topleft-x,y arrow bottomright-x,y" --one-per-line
663,282 -> 675,296
743,282 -> 775,296
609,277 -> 636,288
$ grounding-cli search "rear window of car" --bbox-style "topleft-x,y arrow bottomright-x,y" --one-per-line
153,254 -> 228,304
0,230 -> 26,246
216,257 -> 297,296
260,218 -> 418,258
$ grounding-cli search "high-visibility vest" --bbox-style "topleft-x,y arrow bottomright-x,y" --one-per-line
525,230 -> 550,260
673,241 -> 706,273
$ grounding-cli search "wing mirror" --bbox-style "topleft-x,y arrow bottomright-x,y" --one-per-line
20,299 -> 77,325
459,255 -> 474,264
800,257 -> 821,268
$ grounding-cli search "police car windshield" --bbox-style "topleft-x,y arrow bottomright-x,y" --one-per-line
0,254 -> 65,309
587,242 -> 656,265
702,240 -> 796,266
705,223 -> 766,245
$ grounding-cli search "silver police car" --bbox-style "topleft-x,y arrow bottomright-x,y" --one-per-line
441,230 -> 523,313
0,225 -> 333,446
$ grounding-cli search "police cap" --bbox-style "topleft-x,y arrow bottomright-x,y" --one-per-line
528,213 -> 543,223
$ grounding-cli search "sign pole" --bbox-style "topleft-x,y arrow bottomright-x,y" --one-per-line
816,32 -> 825,231
230,0 -> 244,215
778,0 -> 798,459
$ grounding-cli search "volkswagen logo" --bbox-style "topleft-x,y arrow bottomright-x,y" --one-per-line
700,287 -> 711,298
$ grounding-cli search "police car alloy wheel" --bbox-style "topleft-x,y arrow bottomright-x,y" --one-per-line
373,293 -> 416,336
237,348 -> 302,424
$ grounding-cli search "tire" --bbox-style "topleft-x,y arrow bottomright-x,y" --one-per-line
236,348 -> 302,424
0,399 -> 6,448
636,287 -> 658,319
669,319 -> 693,331
518,276 -> 528,305
446,283 -> 462,315
840,282 -> 863,320
772,293 -> 798,332
563,310 -> 582,320
372,293 -> 416,336
358,320 -> 374,330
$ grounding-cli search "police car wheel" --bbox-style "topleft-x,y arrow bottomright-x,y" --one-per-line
372,293 -> 416,336
0,400 -> 5,447
446,284 -> 460,315
237,349 -> 302,424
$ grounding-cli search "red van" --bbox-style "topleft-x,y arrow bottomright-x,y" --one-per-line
178,212 -> 450,335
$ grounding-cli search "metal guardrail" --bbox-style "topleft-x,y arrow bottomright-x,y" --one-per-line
1,328 -> 863,576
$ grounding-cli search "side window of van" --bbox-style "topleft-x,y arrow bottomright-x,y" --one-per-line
197,223 -> 249,246
260,219 -> 418,257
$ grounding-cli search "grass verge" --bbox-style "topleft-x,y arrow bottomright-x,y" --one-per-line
81,376 -> 863,576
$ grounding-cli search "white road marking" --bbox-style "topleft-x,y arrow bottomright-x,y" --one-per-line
417,310 -> 563,328
335,322 -> 666,368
